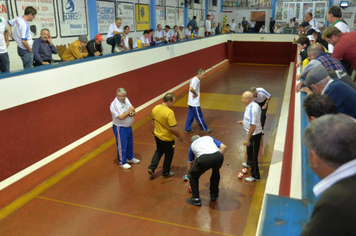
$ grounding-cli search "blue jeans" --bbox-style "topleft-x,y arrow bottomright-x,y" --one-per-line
17,47 -> 33,69
0,52 -> 10,72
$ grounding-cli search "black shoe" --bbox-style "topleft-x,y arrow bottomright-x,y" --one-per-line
184,129 -> 194,134
186,197 -> 202,206
162,171 -> 175,178
148,169 -> 155,177
210,193 -> 219,201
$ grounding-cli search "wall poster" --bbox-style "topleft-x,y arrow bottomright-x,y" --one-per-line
97,0 -> 115,35
57,0 -> 88,37
116,1 -> 134,31
16,0 -> 57,38
135,3 -> 149,31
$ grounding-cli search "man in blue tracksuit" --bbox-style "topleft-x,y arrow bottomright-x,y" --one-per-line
185,69 -> 212,134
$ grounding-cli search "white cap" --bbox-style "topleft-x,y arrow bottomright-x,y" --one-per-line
307,35 -> 315,41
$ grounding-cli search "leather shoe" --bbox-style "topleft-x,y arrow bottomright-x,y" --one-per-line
162,172 -> 175,178
187,197 -> 202,206
210,193 -> 219,201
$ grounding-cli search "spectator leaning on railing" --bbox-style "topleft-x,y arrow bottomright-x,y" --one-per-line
322,26 -> 356,71
300,114 -> 356,236
61,35 -> 89,61
86,34 -> 103,57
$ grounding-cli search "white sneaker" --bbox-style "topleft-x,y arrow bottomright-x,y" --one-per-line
114,48 -> 121,53
245,176 -> 260,182
127,158 -> 140,164
119,163 -> 131,169
242,163 -> 251,168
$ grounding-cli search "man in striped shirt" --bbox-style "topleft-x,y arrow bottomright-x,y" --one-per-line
238,91 -> 262,182
249,87 -> 271,134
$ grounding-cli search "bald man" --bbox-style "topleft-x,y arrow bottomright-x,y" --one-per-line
238,91 -> 262,182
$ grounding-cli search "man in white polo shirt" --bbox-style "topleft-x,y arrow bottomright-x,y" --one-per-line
7,6 -> 37,69
305,12 -> 325,32
249,87 -> 271,133
186,135 -> 227,206
238,91 -> 262,182
110,88 -> 140,170
204,14 -> 211,36
118,25 -> 130,51
154,24 -> 166,45
106,17 -> 123,53
185,69 -> 212,134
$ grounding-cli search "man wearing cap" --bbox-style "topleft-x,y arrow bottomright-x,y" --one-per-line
302,64 -> 356,119
32,28 -> 57,66
186,135 -> 227,206
300,114 -> 356,236
61,35 -> 89,61
178,25 -> 185,40
106,17 -> 123,53
305,12 -> 325,31
238,91 -> 263,182
323,26 -> 356,71
86,34 -> 103,57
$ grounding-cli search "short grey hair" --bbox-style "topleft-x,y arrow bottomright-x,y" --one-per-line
303,114 -> 356,168
116,88 -> 127,95
307,44 -> 324,57
197,69 -> 204,75
41,28 -> 50,34
249,87 -> 257,93
191,135 -> 200,142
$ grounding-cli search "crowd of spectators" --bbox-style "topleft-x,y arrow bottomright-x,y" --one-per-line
294,5 -> 356,234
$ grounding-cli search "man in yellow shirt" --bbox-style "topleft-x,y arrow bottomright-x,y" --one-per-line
61,35 -> 89,61
148,93 -> 183,178
222,24 -> 231,34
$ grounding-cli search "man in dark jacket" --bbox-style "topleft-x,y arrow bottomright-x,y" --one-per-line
86,34 -> 103,57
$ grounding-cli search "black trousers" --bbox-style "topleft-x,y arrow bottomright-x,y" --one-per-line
246,133 -> 262,179
189,151 -> 224,198
148,136 -> 175,176
257,99 -> 268,130
106,34 -> 122,53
